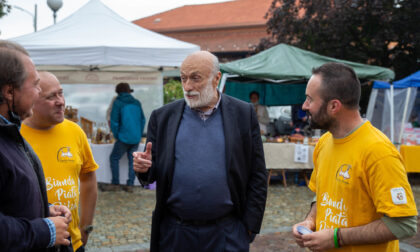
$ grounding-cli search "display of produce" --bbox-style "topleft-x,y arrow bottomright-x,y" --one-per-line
64,106 -> 114,144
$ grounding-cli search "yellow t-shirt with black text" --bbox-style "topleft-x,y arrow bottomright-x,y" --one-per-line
308,121 -> 417,252
21,119 -> 98,251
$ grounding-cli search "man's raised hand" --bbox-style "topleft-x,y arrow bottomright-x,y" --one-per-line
133,142 -> 152,173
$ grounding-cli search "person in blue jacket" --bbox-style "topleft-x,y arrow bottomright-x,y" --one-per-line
108,82 -> 145,192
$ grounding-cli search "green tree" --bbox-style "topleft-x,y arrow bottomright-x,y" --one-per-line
261,0 -> 420,79
0,0 -> 11,35
164,79 -> 183,104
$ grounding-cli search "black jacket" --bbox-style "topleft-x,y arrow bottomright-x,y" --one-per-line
0,117 -> 53,251
138,94 -> 268,252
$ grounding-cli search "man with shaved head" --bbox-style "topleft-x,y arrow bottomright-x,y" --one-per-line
21,71 -> 99,252
134,51 -> 267,252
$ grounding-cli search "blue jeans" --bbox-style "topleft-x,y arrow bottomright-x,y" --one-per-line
110,140 -> 139,186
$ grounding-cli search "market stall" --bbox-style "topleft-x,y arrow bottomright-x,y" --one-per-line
91,143 -> 145,185
11,0 -> 199,124
368,71 -> 420,145
11,0 -> 199,184
219,43 -> 394,106
264,142 -> 315,187
219,44 -> 397,184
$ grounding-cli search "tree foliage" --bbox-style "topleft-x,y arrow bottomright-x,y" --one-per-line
0,0 -> 10,19
261,0 -> 420,79
0,0 -> 11,35
163,79 -> 183,104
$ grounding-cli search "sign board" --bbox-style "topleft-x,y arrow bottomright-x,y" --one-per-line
50,71 -> 161,85
294,144 -> 309,163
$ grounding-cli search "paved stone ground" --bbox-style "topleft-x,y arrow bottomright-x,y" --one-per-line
86,174 -> 420,252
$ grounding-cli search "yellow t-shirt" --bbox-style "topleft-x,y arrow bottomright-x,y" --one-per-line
21,119 -> 98,251
308,121 -> 417,252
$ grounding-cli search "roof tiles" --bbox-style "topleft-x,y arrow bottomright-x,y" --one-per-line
133,0 -> 273,32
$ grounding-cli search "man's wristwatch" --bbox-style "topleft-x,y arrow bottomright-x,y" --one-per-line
83,225 -> 94,234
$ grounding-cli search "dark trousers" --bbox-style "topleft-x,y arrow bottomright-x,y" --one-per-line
75,246 -> 85,252
109,140 -> 139,185
159,215 -> 250,252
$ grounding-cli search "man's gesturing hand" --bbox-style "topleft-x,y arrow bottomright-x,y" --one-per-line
133,142 -> 152,173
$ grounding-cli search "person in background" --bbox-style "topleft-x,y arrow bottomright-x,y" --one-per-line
21,71 -> 99,252
293,62 -> 417,251
107,82 -> 145,192
250,91 -> 270,135
291,114 -> 310,136
133,51 -> 267,252
106,96 -> 116,127
409,114 -> 419,128
0,40 -> 72,251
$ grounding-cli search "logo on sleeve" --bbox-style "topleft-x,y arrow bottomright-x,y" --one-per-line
391,187 -> 407,205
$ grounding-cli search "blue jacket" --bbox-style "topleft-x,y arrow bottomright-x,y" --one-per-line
0,117 -> 53,251
110,93 -> 146,144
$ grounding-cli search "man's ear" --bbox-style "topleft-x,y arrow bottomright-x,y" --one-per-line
1,85 -> 13,101
213,72 -> 222,88
328,99 -> 342,115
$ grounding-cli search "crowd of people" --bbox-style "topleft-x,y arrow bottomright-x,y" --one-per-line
0,39 -> 417,252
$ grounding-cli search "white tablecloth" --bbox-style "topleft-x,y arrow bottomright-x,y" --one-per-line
91,143 -> 145,185
263,143 -> 314,169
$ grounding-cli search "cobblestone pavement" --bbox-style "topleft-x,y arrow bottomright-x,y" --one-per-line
86,177 -> 420,252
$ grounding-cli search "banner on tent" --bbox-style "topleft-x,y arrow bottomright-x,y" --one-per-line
51,71 -> 161,85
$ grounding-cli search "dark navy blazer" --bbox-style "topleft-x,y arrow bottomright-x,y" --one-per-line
137,94 -> 268,252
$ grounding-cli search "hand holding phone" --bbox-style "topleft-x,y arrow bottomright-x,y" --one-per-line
297,225 -> 313,235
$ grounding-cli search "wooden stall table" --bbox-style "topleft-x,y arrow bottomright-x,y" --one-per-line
399,145 -> 420,173
263,142 -> 315,187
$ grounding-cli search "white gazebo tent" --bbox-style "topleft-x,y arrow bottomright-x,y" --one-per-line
11,0 -> 199,78
11,0 -> 199,124
11,0 -> 200,185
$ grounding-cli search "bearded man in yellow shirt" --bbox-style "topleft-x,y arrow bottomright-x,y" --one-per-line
292,63 -> 417,252
21,71 -> 99,252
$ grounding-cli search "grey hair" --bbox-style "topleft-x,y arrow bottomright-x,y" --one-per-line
210,53 -> 220,77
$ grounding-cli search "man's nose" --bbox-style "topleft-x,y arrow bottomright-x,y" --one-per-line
302,100 -> 309,110
55,96 -> 65,106
183,79 -> 193,92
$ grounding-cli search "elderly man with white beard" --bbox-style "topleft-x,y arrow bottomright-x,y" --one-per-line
133,51 -> 268,252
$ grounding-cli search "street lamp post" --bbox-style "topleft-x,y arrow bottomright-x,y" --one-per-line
12,4 -> 38,32
47,0 -> 63,24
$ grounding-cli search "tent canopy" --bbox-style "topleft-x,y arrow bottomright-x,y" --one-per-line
11,0 -> 199,68
219,44 -> 395,106
368,70 -> 420,144
221,43 -> 395,81
373,71 -> 420,89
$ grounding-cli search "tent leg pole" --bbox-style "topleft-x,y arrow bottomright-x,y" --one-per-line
390,84 -> 394,144
397,88 -> 412,150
